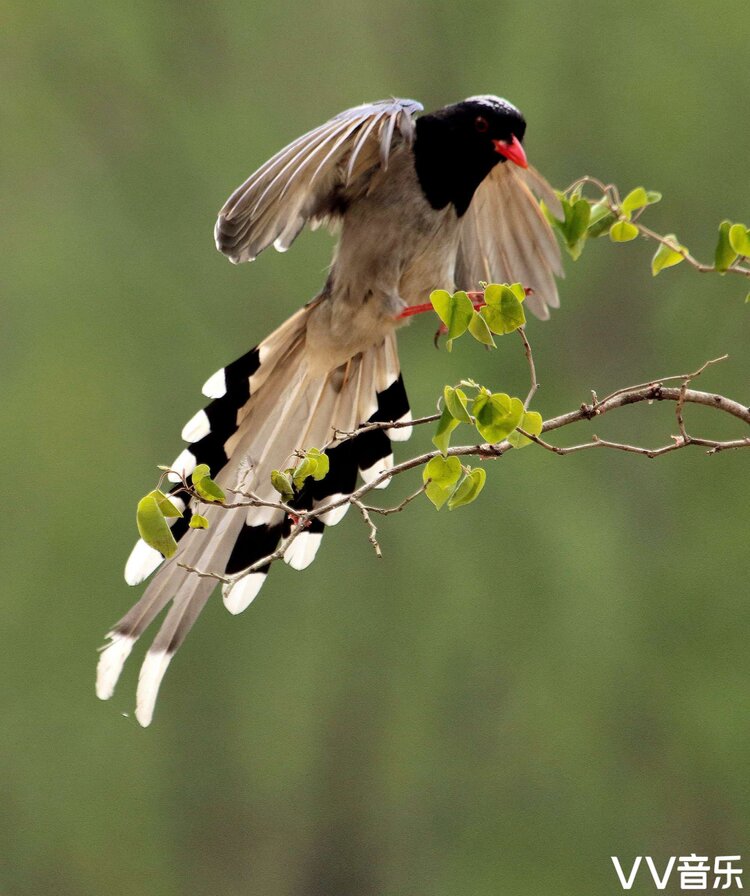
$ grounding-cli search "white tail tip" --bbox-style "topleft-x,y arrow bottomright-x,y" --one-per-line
387,410 -> 413,441
284,531 -> 323,571
96,633 -> 135,700
317,494 -> 350,527
135,649 -> 173,727
202,368 -> 227,399
222,573 -> 266,614
124,539 -> 163,586
181,409 -> 211,443
360,453 -> 393,489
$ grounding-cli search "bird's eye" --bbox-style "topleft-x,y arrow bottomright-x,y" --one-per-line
474,116 -> 489,133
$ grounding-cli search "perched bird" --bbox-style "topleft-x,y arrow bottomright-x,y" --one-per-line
97,96 -> 563,725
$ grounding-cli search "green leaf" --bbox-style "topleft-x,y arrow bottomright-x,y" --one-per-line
189,514 -> 209,529
609,220 -> 639,242
715,220 -> 739,272
151,490 -> 183,518
425,481 -> 454,510
728,223 -> 750,257
468,310 -> 496,347
472,392 -> 524,443
136,493 -> 178,558
311,453 -> 329,480
432,405 -> 460,455
444,386 -> 472,424
562,198 -> 591,260
299,448 -> 330,481
540,199 -> 564,227
448,467 -> 487,510
423,455 -> 462,489
480,286 -> 526,334
620,187 -> 649,217
651,236 -> 686,275
191,465 -> 226,503
645,191 -> 662,205
588,201 -> 612,226
271,469 -> 294,501
509,283 -> 526,303
587,210 -> 618,238
292,457 -> 317,490
507,410 -> 544,449
430,289 -> 474,341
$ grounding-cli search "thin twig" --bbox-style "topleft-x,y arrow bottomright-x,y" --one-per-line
519,326 -> 538,409
363,482 -> 428,516
351,498 -> 382,558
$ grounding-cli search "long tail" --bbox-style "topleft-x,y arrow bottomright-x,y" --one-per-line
96,306 -> 411,726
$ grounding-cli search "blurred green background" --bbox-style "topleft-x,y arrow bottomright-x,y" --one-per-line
3,1 -> 750,893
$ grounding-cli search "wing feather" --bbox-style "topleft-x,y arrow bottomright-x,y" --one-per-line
215,98 -> 423,264
455,163 -> 564,320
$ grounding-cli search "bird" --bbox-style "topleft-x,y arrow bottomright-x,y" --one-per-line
96,95 -> 564,726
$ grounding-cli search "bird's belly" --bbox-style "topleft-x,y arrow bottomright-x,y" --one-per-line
333,202 -> 460,307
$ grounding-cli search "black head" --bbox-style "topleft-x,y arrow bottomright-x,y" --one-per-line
413,95 -> 528,216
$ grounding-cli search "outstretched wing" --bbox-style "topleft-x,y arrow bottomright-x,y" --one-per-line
215,98 -> 423,264
455,163 -> 564,320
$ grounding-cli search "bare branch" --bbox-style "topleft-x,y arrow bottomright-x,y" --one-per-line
351,498 -> 382,558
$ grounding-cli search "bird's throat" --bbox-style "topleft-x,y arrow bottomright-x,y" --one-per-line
413,116 -> 498,217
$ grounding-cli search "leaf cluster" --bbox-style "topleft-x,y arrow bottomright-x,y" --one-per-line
430,283 -> 526,351
270,447 -> 329,501
136,464 -> 226,558
424,379 -> 543,510
546,181 -> 750,293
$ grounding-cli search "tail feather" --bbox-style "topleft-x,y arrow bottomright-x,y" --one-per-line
98,313 -> 411,725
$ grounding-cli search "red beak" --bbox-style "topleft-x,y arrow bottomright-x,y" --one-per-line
493,134 -> 528,169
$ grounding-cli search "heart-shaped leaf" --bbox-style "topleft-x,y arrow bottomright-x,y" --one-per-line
425,481 -> 454,510
651,235 -> 686,275
448,467 -> 487,510
423,455 -> 462,489
189,514 -> 209,529
480,286 -> 526,334
472,392 -> 524,444
430,289 -> 474,341
609,220 -> 639,242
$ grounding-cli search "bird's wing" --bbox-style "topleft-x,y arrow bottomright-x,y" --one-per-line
455,163 -> 564,320
215,98 -> 423,264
